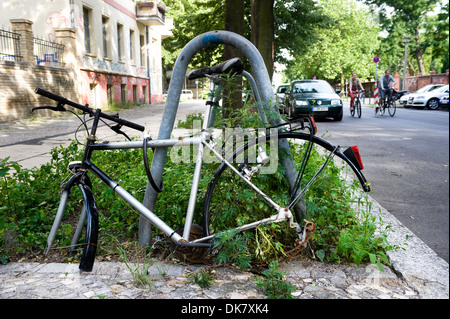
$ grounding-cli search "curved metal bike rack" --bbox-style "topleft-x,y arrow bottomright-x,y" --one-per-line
139,30 -> 291,244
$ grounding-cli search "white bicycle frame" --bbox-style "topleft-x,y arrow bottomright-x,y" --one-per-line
45,79 -> 299,254
93,86 -> 297,241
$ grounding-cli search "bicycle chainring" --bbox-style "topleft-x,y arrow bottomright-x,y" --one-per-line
170,224 -> 212,264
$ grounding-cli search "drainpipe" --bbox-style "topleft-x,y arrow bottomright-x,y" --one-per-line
69,0 -> 75,29
146,26 -> 152,104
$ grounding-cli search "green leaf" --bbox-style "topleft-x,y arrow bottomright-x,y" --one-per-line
316,249 -> 325,262
369,253 -> 376,264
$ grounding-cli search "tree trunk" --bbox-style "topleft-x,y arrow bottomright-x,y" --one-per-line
415,50 -> 426,75
408,60 -> 416,76
251,0 -> 274,80
414,28 -> 426,74
223,0 -> 245,118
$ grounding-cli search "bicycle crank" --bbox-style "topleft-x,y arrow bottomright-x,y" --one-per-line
170,224 -> 213,264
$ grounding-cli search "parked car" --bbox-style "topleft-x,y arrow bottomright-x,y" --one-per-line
400,84 -> 445,108
404,84 -> 448,110
400,84 -> 444,107
439,95 -> 449,108
180,90 -> 194,100
275,83 -> 290,105
405,85 -> 449,110
283,80 -> 343,121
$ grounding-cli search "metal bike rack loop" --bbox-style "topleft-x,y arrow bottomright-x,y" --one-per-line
139,30 -> 296,244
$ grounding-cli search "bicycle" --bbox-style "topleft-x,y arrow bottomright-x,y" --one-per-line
350,90 -> 363,118
376,88 -> 396,117
34,61 -> 370,271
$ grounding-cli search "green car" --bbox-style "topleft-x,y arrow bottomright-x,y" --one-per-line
283,80 -> 343,121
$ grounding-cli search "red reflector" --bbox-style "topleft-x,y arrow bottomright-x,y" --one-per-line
343,146 -> 364,170
310,116 -> 317,135
351,146 -> 364,170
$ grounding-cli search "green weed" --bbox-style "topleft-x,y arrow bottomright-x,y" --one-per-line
188,269 -> 215,288
256,260 -> 296,299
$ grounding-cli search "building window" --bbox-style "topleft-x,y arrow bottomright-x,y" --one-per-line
102,16 -> 109,58
107,84 -> 113,104
143,85 -> 147,104
90,83 -> 97,107
117,24 -> 123,61
140,35 -> 145,67
133,85 -> 138,104
83,7 -> 91,53
130,30 -> 134,63
121,84 -> 127,103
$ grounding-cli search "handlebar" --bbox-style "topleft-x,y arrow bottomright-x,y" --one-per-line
34,88 -> 145,132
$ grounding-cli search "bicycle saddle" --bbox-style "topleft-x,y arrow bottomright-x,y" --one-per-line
188,57 -> 244,80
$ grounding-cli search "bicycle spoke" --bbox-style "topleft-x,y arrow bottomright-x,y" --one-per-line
287,145 -> 338,210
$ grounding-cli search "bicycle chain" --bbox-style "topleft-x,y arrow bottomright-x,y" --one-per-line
253,219 -> 316,267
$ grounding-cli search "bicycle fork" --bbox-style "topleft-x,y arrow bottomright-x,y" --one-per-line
44,170 -> 99,272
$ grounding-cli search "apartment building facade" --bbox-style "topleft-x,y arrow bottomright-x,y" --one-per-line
0,0 -> 171,114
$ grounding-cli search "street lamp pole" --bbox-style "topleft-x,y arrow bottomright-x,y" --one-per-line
403,36 -> 411,91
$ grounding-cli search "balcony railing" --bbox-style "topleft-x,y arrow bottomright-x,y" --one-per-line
34,37 -> 65,68
0,28 -> 22,62
136,1 -> 167,26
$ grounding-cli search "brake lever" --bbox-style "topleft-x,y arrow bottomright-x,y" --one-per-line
110,124 -> 131,141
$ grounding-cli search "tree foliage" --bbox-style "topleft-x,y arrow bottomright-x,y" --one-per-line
160,0 -> 448,88
274,0 -> 332,65
161,0 -> 225,71
161,0 -> 330,73
284,0 -> 380,85
365,0 -> 449,75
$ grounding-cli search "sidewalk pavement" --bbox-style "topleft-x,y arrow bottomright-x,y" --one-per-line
0,101 -> 448,299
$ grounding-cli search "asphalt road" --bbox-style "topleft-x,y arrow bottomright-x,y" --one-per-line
314,103 -> 449,263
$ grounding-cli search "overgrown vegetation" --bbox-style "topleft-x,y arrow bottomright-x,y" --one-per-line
0,75 -> 400,271
0,131 -> 398,272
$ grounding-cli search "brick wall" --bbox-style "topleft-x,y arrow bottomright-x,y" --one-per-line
405,70 -> 449,92
0,61 -> 78,121
0,20 -> 78,122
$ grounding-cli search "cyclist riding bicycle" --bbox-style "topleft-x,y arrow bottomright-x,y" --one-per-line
376,69 -> 397,114
348,72 -> 365,111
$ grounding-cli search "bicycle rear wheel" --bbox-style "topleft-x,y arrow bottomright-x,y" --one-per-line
350,103 -> 355,117
356,99 -> 362,118
388,99 -> 396,117
202,131 -> 370,263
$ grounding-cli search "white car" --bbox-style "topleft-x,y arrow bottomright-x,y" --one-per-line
439,95 -> 449,108
405,84 -> 449,110
180,90 -> 194,100
275,83 -> 290,105
400,84 -> 445,107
